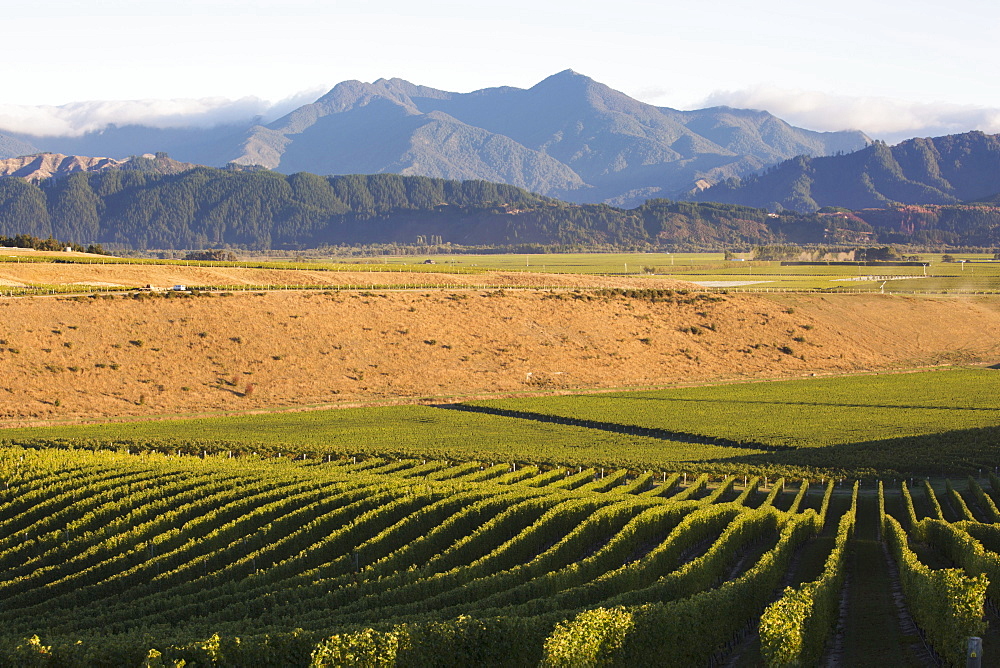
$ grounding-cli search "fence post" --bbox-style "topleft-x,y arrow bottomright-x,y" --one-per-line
967,637 -> 982,668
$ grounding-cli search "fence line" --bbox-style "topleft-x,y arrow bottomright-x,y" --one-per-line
2,283 -> 999,298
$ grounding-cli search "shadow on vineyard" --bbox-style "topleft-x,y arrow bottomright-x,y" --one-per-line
435,403 -> 790,452
723,425 -> 1000,477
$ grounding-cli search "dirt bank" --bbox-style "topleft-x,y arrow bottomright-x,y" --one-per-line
2,289 -> 998,424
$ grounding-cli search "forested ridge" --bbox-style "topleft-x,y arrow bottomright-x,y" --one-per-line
1,165 -> 998,250
0,167 -> 836,250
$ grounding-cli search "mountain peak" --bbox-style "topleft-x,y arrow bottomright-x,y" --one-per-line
531,69 -> 596,90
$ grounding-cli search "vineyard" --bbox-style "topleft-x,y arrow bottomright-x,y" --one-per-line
1,444 -> 998,666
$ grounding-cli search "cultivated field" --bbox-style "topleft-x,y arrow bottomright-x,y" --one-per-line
2,445 -> 998,665
5,367 -> 1000,478
3,251 -> 1000,666
5,249 -> 1000,294
0,260 -> 685,292
384,251 -> 1000,293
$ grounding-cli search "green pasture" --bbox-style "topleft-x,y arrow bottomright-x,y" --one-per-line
5,367 -> 999,476
466,367 -> 1000,475
469,368 -> 1000,449
377,252 -> 1000,292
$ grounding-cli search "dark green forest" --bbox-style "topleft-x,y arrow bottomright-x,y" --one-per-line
0,165 -> 997,250
0,168 -> 828,250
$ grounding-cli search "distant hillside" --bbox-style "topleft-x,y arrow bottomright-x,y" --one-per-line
3,71 -> 869,206
0,124 -> 249,169
694,131 -> 1000,213
0,133 -> 39,159
5,162 -> 1000,249
849,203 -> 1000,246
0,152 -> 196,182
0,167 -> 838,250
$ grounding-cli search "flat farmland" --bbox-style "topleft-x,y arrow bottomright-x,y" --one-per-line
0,259 -> 687,292
468,368 -> 1000,449
383,251 -> 1000,292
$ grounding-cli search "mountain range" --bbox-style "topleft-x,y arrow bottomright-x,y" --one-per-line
694,131 -> 1000,213
0,70 -> 869,207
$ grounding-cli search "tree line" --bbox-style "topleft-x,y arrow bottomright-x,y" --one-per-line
0,166 -> 995,250
0,232 -> 107,255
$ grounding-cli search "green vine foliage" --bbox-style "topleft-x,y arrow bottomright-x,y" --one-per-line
883,515 -> 987,666
541,607 -> 634,668
758,481 -> 858,666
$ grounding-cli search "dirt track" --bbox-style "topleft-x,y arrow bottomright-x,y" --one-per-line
2,285 -> 999,425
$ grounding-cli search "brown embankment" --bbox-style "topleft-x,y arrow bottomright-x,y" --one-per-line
2,284 -> 999,425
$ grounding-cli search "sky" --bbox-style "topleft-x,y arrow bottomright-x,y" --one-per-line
2,0 -> 999,143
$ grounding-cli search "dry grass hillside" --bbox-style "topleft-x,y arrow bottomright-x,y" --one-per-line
2,282 -> 999,424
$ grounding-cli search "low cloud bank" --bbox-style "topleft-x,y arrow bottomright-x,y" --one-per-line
0,89 -> 323,137
3,84 -> 997,147
700,86 -> 1000,144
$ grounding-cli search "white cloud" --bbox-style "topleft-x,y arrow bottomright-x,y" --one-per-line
4,82 -> 998,148
0,89 -> 325,138
698,86 -> 1000,144
259,88 -> 328,124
